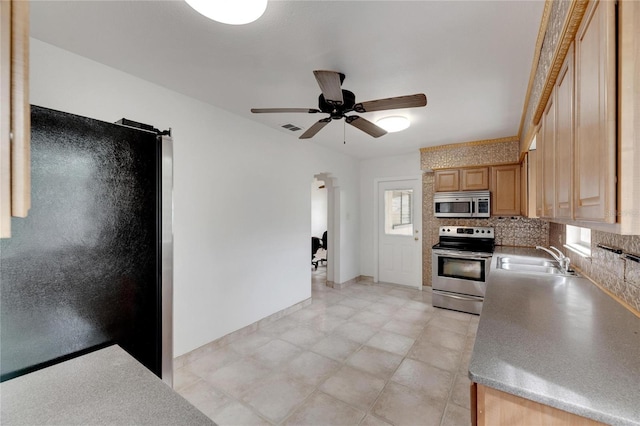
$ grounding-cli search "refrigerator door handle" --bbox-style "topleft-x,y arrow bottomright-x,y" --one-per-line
160,135 -> 174,387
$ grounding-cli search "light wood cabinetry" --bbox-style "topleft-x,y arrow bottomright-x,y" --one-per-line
461,167 -> 489,191
541,94 -> 556,218
520,154 -> 528,216
1,0 -> 11,237
0,0 -> 30,238
434,167 -> 489,192
519,0 -> 639,233
535,132 -> 543,218
555,42 -> 574,219
574,0 -> 616,223
617,0 -> 640,234
434,169 -> 459,192
473,383 -> 605,426
491,164 -> 521,216
527,149 -> 538,218
434,164 -> 521,216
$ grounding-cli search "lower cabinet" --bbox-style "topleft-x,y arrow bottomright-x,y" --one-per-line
472,383 -> 605,426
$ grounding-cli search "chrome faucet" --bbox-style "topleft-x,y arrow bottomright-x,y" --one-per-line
536,246 -> 571,273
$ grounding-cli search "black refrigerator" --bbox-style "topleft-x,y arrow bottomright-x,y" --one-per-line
0,105 -> 173,384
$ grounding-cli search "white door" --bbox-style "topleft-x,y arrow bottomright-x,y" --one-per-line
377,178 -> 421,288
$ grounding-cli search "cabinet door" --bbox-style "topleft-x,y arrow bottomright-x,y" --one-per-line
541,91 -> 556,218
535,129 -> 543,217
574,0 -> 616,222
555,42 -> 574,219
0,0 -> 10,237
434,169 -> 459,192
461,167 -> 489,191
476,384 -> 606,426
528,149 -> 538,218
520,155 -> 528,217
491,164 -> 521,216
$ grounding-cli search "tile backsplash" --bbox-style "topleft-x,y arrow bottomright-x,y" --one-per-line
549,223 -> 640,313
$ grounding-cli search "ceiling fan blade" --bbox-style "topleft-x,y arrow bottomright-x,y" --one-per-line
299,118 -> 332,139
313,70 -> 344,105
353,93 -> 427,113
251,108 -> 320,114
346,116 -> 387,138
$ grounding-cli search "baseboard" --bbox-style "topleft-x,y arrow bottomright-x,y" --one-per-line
326,275 -> 373,290
173,297 -> 312,370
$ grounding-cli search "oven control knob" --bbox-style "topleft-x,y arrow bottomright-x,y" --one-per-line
481,230 -> 485,233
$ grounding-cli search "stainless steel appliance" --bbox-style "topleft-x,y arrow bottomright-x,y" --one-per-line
434,191 -> 490,218
0,107 -> 173,385
432,226 -> 495,315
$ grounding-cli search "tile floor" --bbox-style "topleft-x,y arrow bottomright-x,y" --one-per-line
175,266 -> 478,426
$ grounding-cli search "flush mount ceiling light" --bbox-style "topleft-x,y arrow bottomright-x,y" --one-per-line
185,0 -> 268,25
376,116 -> 410,133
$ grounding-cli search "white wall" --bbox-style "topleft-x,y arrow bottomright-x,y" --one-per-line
311,180 -> 327,238
359,152 -> 423,277
30,39 -> 361,357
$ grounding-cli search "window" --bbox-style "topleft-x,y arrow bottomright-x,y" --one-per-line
565,225 -> 591,257
384,189 -> 413,235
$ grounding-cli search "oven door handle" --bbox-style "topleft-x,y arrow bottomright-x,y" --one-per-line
433,251 -> 492,260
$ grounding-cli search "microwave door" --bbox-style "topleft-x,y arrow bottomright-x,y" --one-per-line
435,198 -> 473,217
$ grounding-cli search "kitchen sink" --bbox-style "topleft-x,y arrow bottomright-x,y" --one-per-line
497,263 -> 561,274
497,257 -> 558,267
495,256 -> 579,277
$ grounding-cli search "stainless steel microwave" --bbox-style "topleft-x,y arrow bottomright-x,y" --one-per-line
434,191 -> 490,218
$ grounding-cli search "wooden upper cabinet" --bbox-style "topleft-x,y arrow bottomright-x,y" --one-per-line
1,1 -> 11,237
434,169 -> 459,192
0,0 -> 30,238
535,135 -> 543,218
618,0 -> 640,234
574,0 -> 616,223
435,167 -> 489,192
555,42 -> 574,219
461,167 -> 489,191
520,155 -> 528,217
541,90 -> 556,219
491,164 -> 521,216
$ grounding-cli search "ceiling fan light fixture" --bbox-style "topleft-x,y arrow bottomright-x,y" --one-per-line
185,0 -> 268,25
376,116 -> 410,133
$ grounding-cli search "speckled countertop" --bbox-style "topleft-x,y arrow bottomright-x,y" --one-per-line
0,345 -> 215,425
469,247 -> 640,426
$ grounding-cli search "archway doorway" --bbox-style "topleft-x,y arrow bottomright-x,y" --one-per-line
313,173 -> 340,287
311,178 -> 328,287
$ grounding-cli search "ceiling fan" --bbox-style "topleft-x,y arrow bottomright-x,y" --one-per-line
251,70 -> 427,139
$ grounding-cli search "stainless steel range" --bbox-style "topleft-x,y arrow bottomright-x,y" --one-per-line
431,226 -> 495,315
